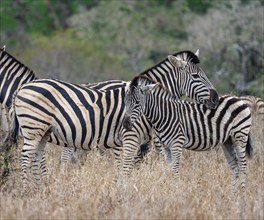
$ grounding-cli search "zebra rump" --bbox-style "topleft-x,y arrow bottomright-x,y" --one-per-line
239,95 -> 264,115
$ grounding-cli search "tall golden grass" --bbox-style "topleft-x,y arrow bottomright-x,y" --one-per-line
0,113 -> 263,220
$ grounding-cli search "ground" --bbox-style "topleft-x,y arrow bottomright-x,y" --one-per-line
0,113 -> 263,219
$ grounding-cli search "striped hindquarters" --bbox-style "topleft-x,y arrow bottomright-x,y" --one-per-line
239,95 -> 264,115
14,79 -> 127,150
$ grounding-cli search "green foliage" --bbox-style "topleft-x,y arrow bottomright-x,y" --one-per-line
0,0 -> 263,98
24,0 -> 53,34
186,0 -> 212,14
0,0 -> 16,30
0,0 -> 97,36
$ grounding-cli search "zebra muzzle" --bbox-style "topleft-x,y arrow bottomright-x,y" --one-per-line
123,116 -> 133,131
205,89 -> 219,109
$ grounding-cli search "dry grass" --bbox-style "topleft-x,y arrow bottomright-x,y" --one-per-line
0,114 -> 263,220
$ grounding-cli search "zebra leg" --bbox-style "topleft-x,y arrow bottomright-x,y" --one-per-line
222,138 -> 239,193
31,128 -> 52,185
170,145 -> 183,179
19,141 -> 39,189
153,131 -> 172,164
163,147 -> 172,164
70,148 -> 78,163
1,106 -> 10,144
31,151 -> 45,186
122,139 -> 140,176
131,143 -> 151,167
170,135 -> 185,180
112,146 -> 123,169
60,147 -> 76,164
233,137 -> 248,194
96,146 -> 106,158
153,131 -> 163,154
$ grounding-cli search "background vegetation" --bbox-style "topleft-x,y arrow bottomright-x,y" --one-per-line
0,1 -> 264,219
0,0 -> 263,97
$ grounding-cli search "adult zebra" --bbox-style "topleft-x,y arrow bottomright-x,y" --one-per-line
0,45 -> 151,168
0,46 -> 127,159
123,76 -> 252,193
46,50 -> 221,168
10,51 -> 219,187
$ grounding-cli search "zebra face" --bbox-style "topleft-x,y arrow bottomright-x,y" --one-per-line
168,55 -> 219,109
123,86 -> 144,131
184,69 -> 218,109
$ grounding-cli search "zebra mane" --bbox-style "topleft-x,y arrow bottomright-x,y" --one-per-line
0,48 -> 36,75
130,75 -> 168,93
172,50 -> 200,64
138,50 -> 200,77
130,75 -> 157,89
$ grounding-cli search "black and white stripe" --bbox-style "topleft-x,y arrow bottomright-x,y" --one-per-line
239,95 -> 264,115
0,46 -> 125,164
11,79 -> 129,185
0,46 -> 37,142
11,50 -> 219,187
123,79 -> 252,193
59,79 -> 128,163
64,50 -> 220,167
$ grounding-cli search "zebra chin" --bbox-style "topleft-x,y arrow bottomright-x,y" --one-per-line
205,89 -> 219,109
123,116 -> 133,131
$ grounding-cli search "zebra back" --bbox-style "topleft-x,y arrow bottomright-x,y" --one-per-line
81,80 -> 127,91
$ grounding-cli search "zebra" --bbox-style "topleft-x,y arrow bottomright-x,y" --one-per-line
0,46 -> 144,169
123,76 -> 252,193
0,46 -> 37,143
0,46 -> 126,161
0,46 -> 124,175
10,50 -> 219,187
239,95 -> 264,115
60,79 -> 129,163
58,50 -> 220,167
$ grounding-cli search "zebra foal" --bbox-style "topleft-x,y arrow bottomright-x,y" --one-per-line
123,78 -> 252,193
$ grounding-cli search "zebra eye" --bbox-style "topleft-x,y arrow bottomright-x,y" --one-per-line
191,74 -> 200,79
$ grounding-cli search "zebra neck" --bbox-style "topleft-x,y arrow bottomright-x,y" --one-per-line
143,88 -> 179,127
139,61 -> 182,99
0,52 -> 37,80
143,94 -> 167,126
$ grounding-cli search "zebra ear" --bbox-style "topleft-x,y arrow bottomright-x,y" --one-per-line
168,55 -> 187,68
2,45 -> 6,51
194,49 -> 199,57
141,84 -> 158,93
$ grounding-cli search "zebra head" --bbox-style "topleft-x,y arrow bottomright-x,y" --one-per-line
168,50 -> 219,109
123,86 -> 142,131
123,76 -> 157,131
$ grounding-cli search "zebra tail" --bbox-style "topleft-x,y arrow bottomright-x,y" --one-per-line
10,92 -> 19,144
246,132 -> 253,159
